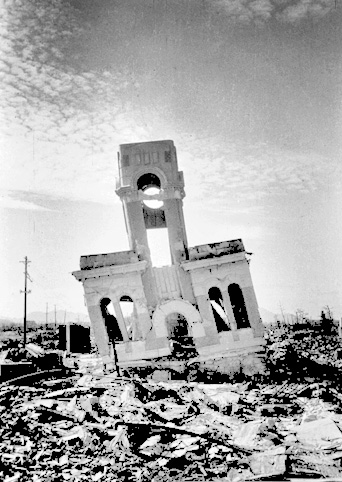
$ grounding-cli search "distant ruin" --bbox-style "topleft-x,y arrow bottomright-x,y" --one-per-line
72,140 -> 265,376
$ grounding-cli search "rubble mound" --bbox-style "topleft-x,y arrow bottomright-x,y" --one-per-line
2,374 -> 342,481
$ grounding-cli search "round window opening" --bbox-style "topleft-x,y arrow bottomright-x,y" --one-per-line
143,187 -> 164,209
137,173 -> 164,210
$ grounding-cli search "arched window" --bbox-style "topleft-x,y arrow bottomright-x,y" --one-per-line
208,287 -> 230,332
137,173 -> 163,209
119,295 -> 135,341
100,298 -> 123,343
165,313 -> 197,358
227,284 -> 250,329
137,172 -> 161,191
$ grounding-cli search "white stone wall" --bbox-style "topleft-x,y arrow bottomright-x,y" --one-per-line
73,140 -> 265,372
77,265 -> 157,361
182,255 -> 263,336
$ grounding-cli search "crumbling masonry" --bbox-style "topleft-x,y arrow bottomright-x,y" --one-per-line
73,140 -> 265,376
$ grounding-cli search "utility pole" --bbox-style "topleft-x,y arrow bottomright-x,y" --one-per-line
54,304 -> 57,329
279,302 -> 286,325
20,256 -> 32,347
46,302 -> 48,330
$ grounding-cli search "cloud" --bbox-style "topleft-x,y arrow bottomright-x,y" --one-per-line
0,0 -> 149,146
277,0 -> 334,22
212,0 -> 335,23
177,135 -> 341,210
0,192 -> 53,211
249,0 -> 275,19
213,0 -> 274,23
0,0 -> 162,204
0,0 -> 339,210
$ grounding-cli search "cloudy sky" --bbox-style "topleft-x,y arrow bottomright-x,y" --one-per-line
0,0 -> 341,320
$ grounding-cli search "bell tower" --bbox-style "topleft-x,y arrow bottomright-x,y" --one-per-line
116,140 -> 189,262
73,138 -> 265,372
116,140 -> 193,305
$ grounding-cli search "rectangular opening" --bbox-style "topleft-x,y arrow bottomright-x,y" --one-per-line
147,228 -> 172,267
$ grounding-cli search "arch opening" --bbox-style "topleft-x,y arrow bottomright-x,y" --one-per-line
119,295 -> 137,340
137,173 -> 161,191
165,312 -> 197,358
137,173 -> 163,209
100,298 -> 123,344
208,287 -> 230,332
227,284 -> 250,329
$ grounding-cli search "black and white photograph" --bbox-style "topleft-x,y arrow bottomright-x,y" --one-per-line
0,0 -> 341,480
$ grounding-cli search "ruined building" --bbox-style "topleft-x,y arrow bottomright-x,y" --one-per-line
72,140 -> 265,376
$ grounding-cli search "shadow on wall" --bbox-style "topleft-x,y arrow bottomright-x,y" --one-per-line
100,298 -> 123,344
228,283 -> 250,329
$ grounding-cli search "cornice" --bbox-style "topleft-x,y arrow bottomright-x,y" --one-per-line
72,260 -> 147,282
181,252 -> 246,272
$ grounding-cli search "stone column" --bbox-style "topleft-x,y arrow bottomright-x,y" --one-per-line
130,304 -> 141,341
163,198 -> 188,264
87,304 -> 111,358
124,201 -> 157,306
113,301 -> 129,342
164,199 -> 196,303
134,297 -> 152,338
222,291 -> 238,331
195,295 -> 220,346
66,324 -> 71,353
241,286 -> 264,337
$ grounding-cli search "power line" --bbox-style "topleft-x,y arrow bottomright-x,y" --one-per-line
20,256 -> 32,347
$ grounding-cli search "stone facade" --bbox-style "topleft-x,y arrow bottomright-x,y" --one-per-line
72,140 -> 265,374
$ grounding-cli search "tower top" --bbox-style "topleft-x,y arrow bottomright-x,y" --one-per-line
119,139 -> 174,148
118,140 -> 177,171
117,139 -> 182,191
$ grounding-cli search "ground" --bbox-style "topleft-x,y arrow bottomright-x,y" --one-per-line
2,322 -> 342,481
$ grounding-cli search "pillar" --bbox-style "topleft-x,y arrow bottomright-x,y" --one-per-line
113,301 -> 129,342
222,290 -> 238,331
241,286 -> 264,336
87,305 -> 111,358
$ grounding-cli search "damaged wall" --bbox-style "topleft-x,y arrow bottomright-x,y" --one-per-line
73,140 -> 265,375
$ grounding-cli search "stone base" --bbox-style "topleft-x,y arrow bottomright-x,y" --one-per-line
115,341 -> 171,362
117,348 -> 266,380
196,351 -> 266,377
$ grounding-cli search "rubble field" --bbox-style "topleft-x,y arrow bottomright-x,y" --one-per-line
2,326 -> 342,481
3,373 -> 342,482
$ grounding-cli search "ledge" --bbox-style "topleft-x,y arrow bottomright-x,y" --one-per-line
72,260 -> 148,282
181,252 -> 246,272
80,250 -> 138,270
188,239 -> 245,261
115,185 -> 185,202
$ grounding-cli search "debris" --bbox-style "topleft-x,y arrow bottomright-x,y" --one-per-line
233,420 -> 261,448
25,343 -> 45,358
2,375 -> 342,481
296,418 -> 342,447
248,446 -> 287,477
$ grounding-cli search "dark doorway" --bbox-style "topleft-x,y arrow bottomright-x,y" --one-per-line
227,284 -> 250,329
166,313 -> 197,359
